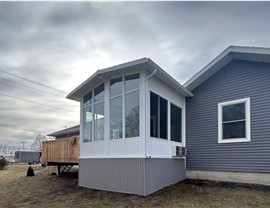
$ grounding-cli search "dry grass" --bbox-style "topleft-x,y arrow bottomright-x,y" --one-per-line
1,165 -> 270,208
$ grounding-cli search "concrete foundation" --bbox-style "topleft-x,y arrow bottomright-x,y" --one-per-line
187,170 -> 270,186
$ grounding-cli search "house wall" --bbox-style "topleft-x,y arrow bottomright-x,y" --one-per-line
79,158 -> 185,196
186,60 -> 270,173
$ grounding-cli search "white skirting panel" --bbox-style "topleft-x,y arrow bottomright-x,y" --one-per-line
79,158 -> 186,196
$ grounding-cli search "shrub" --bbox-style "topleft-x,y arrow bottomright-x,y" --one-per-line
0,156 -> 8,170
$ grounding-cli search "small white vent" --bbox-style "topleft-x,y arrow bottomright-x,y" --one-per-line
171,146 -> 187,157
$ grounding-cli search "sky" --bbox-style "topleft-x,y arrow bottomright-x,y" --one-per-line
1,1 -> 270,148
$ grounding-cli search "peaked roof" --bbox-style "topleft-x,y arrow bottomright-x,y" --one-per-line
184,46 -> 270,91
67,58 -> 193,101
47,125 -> 80,138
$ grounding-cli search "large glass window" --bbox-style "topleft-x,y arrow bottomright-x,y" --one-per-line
94,83 -> 104,103
93,83 -> 104,141
125,91 -> 139,138
150,92 -> 168,139
110,73 -> 140,139
83,91 -> 92,108
125,74 -> 140,92
218,98 -> 250,143
94,102 -> 104,141
82,83 -> 105,142
171,104 -> 182,142
110,77 -> 122,97
110,96 -> 123,139
83,91 -> 92,142
150,93 -> 158,138
83,106 -> 92,142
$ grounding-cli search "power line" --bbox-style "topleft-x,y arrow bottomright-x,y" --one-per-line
0,77 -> 65,98
0,93 -> 72,112
0,69 -> 68,94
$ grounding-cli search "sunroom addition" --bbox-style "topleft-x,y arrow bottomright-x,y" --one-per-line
67,58 -> 193,195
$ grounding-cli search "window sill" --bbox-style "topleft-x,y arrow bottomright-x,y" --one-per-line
218,138 -> 251,143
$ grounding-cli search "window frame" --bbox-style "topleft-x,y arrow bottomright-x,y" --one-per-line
170,103 -> 182,143
150,91 -> 168,140
82,83 -> 105,143
218,97 -> 251,143
109,73 -> 140,140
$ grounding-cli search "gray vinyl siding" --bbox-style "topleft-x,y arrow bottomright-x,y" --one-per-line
79,158 -> 185,196
186,60 -> 270,173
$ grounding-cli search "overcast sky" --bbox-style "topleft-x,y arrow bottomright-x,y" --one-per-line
1,1 -> 270,148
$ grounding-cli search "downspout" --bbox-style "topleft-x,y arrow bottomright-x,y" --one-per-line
145,68 -> 157,158
146,68 -> 157,80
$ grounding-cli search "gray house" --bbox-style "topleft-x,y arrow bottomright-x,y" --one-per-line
67,45 -> 270,195
185,46 -> 270,185
47,125 -> 80,139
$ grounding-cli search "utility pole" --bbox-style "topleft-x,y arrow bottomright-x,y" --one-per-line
21,141 -> 26,150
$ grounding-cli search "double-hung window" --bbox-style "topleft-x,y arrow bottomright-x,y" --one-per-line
218,97 -> 250,143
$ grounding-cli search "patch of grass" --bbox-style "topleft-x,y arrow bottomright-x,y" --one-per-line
1,165 -> 270,208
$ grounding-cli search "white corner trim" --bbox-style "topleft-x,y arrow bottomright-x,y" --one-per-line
218,97 -> 251,143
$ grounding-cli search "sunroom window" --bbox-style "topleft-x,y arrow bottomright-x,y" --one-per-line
218,98 -> 250,143
93,84 -> 104,141
83,91 -> 92,142
83,83 -> 105,142
150,92 -> 168,140
171,104 -> 182,143
110,74 -> 140,139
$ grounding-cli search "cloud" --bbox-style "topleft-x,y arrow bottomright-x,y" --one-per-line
1,1 -> 270,148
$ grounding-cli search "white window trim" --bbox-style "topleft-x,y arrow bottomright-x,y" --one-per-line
109,73 -> 141,140
218,97 -> 251,143
82,83 -> 105,143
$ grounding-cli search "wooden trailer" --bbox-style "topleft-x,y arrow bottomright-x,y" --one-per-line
42,136 -> 79,174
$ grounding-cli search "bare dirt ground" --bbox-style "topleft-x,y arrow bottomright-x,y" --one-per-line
1,164 -> 270,208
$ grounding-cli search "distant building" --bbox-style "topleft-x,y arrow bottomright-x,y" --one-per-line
14,150 -> 41,164
47,125 -> 80,139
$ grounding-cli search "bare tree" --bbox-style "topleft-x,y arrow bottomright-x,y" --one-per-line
31,135 -> 47,151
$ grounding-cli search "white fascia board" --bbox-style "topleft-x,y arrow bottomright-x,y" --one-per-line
229,45 -> 270,55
